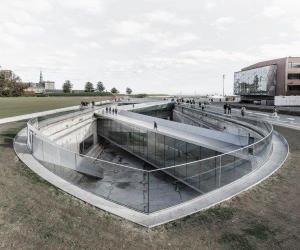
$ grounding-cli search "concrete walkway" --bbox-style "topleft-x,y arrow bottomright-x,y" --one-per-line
206,104 -> 300,131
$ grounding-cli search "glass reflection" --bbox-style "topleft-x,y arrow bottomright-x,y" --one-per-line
234,65 -> 277,96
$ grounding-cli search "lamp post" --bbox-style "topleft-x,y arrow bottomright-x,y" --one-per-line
222,74 -> 225,97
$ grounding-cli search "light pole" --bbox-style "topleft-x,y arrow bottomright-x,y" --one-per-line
222,74 -> 225,97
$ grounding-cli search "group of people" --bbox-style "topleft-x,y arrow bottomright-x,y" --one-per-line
223,103 -> 232,114
198,102 -> 206,111
80,101 -> 96,109
105,106 -> 118,115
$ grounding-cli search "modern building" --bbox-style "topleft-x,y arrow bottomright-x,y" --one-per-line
234,57 -> 300,104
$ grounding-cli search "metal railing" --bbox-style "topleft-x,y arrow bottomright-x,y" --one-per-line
26,107 -> 273,213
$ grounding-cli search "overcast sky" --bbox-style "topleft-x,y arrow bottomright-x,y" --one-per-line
0,0 -> 299,94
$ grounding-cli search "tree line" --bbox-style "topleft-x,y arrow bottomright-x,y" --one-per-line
63,80 -> 133,95
0,74 -> 28,97
0,74 -> 134,97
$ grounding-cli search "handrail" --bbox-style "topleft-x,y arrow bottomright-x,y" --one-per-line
26,105 -> 273,174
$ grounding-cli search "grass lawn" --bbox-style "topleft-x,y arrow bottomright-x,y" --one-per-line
0,96 -> 113,119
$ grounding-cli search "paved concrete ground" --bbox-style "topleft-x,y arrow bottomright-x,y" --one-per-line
205,104 -> 300,131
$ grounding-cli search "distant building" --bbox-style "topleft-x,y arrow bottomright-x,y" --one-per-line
25,71 -> 56,93
234,57 -> 300,104
44,81 -> 55,90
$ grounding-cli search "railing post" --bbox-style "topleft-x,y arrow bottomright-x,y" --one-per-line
75,153 -> 77,169
42,139 -> 45,161
218,156 -> 222,187
147,171 -> 150,214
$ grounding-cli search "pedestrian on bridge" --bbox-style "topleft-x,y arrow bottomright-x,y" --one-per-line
228,104 -> 232,114
224,103 -> 228,114
273,106 -> 279,118
241,106 -> 246,117
154,121 -> 158,130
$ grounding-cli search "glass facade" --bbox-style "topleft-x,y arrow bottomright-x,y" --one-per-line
26,113 -> 273,214
234,65 -> 277,96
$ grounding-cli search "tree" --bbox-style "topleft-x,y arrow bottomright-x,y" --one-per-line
63,80 -> 72,93
0,74 -> 27,97
97,81 -> 105,92
85,82 -> 94,92
253,74 -> 259,92
126,87 -> 132,95
111,87 -> 119,94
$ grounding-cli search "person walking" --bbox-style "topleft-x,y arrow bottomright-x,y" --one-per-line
223,103 -> 227,114
273,106 -> 278,118
228,104 -> 231,114
154,121 -> 158,130
241,106 -> 246,117
105,107 -> 108,113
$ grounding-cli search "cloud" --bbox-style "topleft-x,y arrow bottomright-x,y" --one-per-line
259,42 -> 300,58
212,16 -> 235,30
70,27 -> 95,38
113,20 -> 147,36
59,0 -> 103,14
263,6 -> 286,18
1,22 -> 44,36
111,18 -> 198,48
145,10 -> 192,25
11,0 -> 53,13
214,16 -> 235,25
180,49 -> 258,63
204,2 -> 216,10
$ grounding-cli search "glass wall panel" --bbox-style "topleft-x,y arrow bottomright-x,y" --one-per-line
155,133 -> 165,167
164,136 -> 175,167
147,130 -> 156,163
234,65 -> 277,96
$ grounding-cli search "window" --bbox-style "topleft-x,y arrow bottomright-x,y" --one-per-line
288,85 -> 300,91
288,62 -> 300,68
288,74 -> 300,80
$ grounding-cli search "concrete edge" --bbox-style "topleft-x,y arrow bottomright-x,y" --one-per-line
0,100 -> 112,125
14,127 -> 289,228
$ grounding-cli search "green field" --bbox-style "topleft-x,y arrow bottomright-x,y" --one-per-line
0,96 -> 113,119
